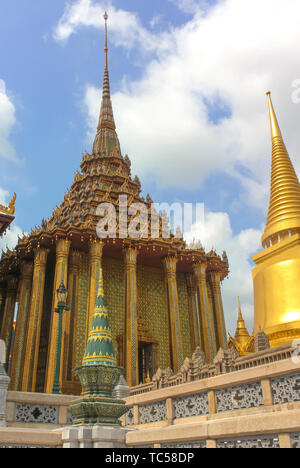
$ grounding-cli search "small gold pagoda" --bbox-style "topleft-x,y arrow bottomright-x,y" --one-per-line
0,14 -> 229,395
228,298 -> 253,356
252,92 -> 300,347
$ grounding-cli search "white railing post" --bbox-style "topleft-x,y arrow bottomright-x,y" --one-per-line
0,339 -> 10,427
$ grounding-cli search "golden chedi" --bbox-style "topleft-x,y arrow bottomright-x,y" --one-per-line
252,92 -> 300,347
228,298 -> 253,356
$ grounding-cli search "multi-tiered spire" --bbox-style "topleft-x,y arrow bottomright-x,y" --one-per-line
92,12 -> 121,157
82,268 -> 117,366
262,92 -> 300,247
228,298 -> 252,356
234,298 -> 250,345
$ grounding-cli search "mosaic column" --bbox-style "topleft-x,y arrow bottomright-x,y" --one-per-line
209,271 -> 227,350
87,241 -> 103,336
9,261 -> 33,390
22,248 -> 49,392
186,273 -> 200,351
0,276 -> 18,368
123,247 -> 138,387
0,285 -> 7,334
45,239 -> 71,394
193,262 -> 216,362
162,256 -> 183,373
62,249 -> 81,385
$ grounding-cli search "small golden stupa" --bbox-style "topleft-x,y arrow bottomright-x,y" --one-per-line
228,298 -> 253,356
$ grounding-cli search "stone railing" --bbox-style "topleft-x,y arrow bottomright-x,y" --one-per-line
5,391 -> 79,429
0,427 -> 62,449
130,344 -> 298,395
124,352 -> 300,449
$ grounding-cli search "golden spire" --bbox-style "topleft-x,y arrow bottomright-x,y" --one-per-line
262,92 -> 300,247
92,12 -> 121,157
232,298 -> 251,349
237,297 -> 243,322
235,298 -> 250,342
228,298 -> 252,356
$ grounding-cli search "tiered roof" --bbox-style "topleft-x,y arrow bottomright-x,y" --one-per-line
0,15 -> 228,281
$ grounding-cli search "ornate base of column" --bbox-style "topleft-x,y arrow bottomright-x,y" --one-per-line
69,365 -> 129,426
70,396 -> 128,426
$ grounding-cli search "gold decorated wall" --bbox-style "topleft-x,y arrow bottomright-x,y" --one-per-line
2,242 -> 228,395
74,252 -> 89,369
137,264 -> 171,370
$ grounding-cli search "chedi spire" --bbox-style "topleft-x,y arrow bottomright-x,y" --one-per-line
92,12 -> 122,158
262,92 -> 300,247
234,297 -> 250,346
82,267 -> 116,367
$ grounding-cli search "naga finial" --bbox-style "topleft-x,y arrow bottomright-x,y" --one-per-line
0,192 -> 16,215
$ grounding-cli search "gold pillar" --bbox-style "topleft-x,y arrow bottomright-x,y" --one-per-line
186,273 -> 199,351
62,249 -> 81,387
45,239 -> 71,394
209,271 -> 227,350
0,275 -> 18,367
22,248 -> 49,392
10,261 -> 34,390
87,241 -> 103,336
193,262 -> 216,362
162,256 -> 183,373
123,247 -> 139,387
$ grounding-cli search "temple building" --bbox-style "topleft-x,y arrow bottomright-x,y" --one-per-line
0,15 -> 228,395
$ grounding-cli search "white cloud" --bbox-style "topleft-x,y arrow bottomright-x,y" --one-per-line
0,224 -> 23,252
0,187 -> 9,205
73,0 -> 300,215
184,210 -> 262,334
0,80 -> 24,249
53,0 -> 172,53
149,14 -> 163,29
169,0 -> 207,14
0,79 -> 18,162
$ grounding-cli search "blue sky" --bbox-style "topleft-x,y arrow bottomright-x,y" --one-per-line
1,0 -> 300,334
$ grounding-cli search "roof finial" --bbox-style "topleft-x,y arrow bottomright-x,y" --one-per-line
104,11 -> 108,70
234,297 -> 250,340
92,11 -> 122,156
266,91 -> 282,139
238,297 -> 243,322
